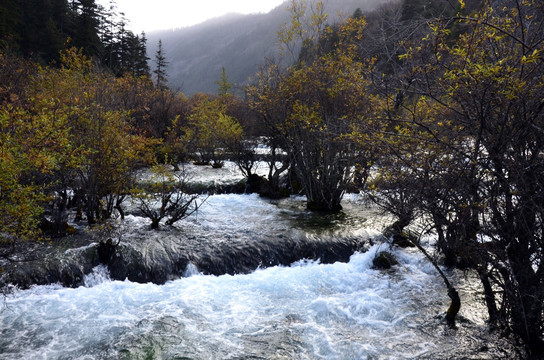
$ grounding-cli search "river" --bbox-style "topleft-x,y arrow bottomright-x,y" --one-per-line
0,162 -> 520,359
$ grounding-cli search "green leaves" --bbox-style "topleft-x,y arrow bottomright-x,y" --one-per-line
184,96 -> 243,167
249,11 -> 380,211
0,104 -> 67,241
0,47 -> 159,239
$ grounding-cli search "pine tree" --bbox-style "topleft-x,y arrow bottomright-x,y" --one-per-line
98,0 -> 118,71
352,8 -> 363,19
135,32 -> 150,77
216,67 -> 232,96
14,0 -> 74,63
0,0 -> 21,48
153,39 -> 168,88
74,0 -> 102,57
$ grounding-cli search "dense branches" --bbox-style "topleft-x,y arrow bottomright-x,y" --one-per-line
376,0 -> 544,350
258,0 -> 544,348
0,46 -> 161,246
132,163 -> 205,229
249,15 -> 382,211
184,94 -> 243,168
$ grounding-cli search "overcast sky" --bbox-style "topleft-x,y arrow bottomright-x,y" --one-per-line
98,0 -> 286,33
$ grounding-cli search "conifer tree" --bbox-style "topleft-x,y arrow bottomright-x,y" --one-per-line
17,0 -> 71,63
135,32 -> 150,77
0,0 -> 21,48
73,0 -> 102,57
153,39 -> 168,88
216,67 -> 232,96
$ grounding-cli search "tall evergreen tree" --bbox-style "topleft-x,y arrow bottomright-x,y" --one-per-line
13,0 -> 75,63
0,0 -> 21,48
98,0 -> 118,70
153,39 -> 168,88
216,67 -> 232,96
1,0 -> 146,73
135,32 -> 150,77
73,0 -> 102,57
51,0 -> 74,37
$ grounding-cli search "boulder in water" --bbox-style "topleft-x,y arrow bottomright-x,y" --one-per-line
372,251 -> 399,270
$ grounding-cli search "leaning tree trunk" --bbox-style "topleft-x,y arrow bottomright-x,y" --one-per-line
409,234 -> 460,326
383,213 -> 414,248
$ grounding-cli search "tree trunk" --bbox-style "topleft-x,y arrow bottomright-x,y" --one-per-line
384,214 -> 414,248
409,237 -> 461,326
478,269 -> 499,325
445,287 -> 461,326
115,196 -> 125,220
306,200 -> 342,212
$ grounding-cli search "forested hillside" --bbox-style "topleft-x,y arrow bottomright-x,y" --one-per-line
147,0 -> 393,95
0,0 -> 149,76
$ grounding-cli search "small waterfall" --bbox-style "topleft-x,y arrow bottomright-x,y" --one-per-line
183,262 -> 200,277
83,265 -> 111,287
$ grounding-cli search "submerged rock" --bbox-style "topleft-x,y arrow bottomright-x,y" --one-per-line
372,251 -> 399,270
107,236 -> 190,284
0,236 -> 100,289
106,232 -> 368,284
0,229 -> 370,288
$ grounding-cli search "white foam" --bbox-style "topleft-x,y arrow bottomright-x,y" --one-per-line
83,265 -> 111,288
183,262 -> 200,277
0,245 -> 461,359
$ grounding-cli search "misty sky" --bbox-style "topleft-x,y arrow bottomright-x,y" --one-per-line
99,0 -> 286,33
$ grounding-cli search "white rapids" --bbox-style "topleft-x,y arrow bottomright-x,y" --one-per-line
0,162 -> 512,359
1,243 -> 481,360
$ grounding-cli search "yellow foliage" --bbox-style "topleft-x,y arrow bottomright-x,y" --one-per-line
184,96 -> 243,165
0,47 -> 160,238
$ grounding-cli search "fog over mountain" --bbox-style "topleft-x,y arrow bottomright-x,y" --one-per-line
147,0 -> 392,95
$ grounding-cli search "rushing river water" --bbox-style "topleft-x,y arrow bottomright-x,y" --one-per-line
0,163 -> 521,359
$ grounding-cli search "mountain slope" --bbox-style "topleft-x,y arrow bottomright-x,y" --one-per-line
147,0 -> 391,95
